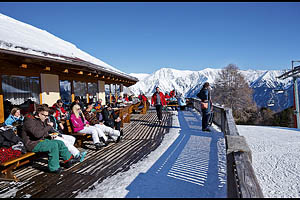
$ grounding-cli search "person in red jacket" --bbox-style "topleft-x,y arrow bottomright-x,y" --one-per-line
151,87 -> 166,123
170,89 -> 176,98
52,99 -> 67,121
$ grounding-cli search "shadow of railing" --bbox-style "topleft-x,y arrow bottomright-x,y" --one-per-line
125,110 -> 226,198
190,98 -> 264,198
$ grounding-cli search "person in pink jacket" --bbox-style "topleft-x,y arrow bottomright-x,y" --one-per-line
70,104 -> 108,150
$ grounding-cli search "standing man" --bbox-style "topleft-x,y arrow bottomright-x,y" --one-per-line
151,87 -> 167,123
197,82 -> 213,132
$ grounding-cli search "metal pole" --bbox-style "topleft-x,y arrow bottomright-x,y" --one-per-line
293,77 -> 300,128
292,61 -> 300,128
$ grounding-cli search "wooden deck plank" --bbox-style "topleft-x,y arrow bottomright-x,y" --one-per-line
0,109 -> 172,198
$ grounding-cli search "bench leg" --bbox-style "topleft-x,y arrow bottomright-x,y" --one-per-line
75,139 -> 83,148
0,163 -> 19,182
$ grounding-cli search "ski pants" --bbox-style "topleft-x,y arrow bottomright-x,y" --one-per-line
78,125 -> 108,144
32,139 -> 72,172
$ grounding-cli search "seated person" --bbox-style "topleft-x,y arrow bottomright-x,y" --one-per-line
164,92 -> 170,100
48,108 -> 86,162
19,99 -> 35,116
168,96 -> 178,111
123,94 -> 129,103
138,94 -> 147,109
94,99 -> 104,112
4,107 -> 24,126
52,99 -> 67,121
178,95 -> 186,111
117,96 -> 123,103
70,96 -> 85,111
21,105 -> 78,174
101,103 -> 122,131
70,104 -> 109,150
83,103 -> 122,142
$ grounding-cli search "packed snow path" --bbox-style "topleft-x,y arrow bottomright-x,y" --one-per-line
77,110 -> 227,198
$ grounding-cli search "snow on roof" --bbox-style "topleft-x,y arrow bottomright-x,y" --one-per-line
0,13 -> 137,81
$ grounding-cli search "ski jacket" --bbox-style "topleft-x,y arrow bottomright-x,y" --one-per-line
52,103 -> 66,120
70,113 -> 89,133
151,92 -> 167,106
21,116 -> 52,151
4,114 -> 24,126
197,88 -> 212,112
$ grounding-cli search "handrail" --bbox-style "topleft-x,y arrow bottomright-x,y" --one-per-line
190,98 -> 264,198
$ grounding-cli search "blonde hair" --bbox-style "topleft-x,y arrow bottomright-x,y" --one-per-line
72,104 -> 81,118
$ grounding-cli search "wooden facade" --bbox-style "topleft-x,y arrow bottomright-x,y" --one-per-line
0,48 -> 138,123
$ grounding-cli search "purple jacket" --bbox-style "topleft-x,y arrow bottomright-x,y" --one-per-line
70,113 -> 89,132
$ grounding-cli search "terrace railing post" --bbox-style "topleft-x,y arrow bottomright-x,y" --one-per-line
191,100 -> 263,198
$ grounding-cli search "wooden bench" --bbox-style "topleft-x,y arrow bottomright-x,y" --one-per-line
0,152 -> 36,182
129,101 -> 149,114
64,120 -> 92,148
166,104 -> 179,107
115,105 -> 131,128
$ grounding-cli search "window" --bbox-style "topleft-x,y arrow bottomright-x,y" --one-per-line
74,80 -> 87,105
88,82 -> 98,103
59,80 -> 71,107
2,75 -> 40,118
105,84 -> 110,104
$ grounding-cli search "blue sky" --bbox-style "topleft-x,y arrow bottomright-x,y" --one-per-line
0,2 -> 300,74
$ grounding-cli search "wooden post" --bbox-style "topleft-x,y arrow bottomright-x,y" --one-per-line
71,80 -> 75,103
39,75 -> 42,104
109,84 -> 112,104
0,75 -> 4,123
115,84 -> 118,103
98,80 -> 105,105
86,82 -> 89,103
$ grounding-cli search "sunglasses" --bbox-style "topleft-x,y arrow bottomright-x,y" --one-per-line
40,113 -> 49,117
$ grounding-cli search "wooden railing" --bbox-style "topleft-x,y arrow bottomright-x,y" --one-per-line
191,98 -> 264,198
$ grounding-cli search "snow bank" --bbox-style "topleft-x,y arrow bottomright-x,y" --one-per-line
237,125 -> 300,198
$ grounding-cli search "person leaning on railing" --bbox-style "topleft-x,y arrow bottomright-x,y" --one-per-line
197,82 -> 213,132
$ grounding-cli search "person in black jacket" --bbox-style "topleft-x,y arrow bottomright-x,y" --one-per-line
197,82 -> 213,132
70,96 -> 85,112
101,103 -> 121,131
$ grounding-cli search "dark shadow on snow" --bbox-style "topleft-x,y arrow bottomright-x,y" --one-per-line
125,110 -> 227,198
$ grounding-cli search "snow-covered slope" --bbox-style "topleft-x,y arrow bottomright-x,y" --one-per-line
0,13 -> 133,78
129,67 -> 294,111
238,125 -> 300,198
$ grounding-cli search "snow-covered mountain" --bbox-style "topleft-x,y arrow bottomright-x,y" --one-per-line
128,67 -> 294,112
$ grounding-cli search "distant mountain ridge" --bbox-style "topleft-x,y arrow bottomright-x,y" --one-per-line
128,67 -> 295,112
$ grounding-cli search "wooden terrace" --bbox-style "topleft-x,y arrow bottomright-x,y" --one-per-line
0,109 -> 172,198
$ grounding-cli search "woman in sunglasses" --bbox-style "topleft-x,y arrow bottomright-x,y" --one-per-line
70,104 -> 108,150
